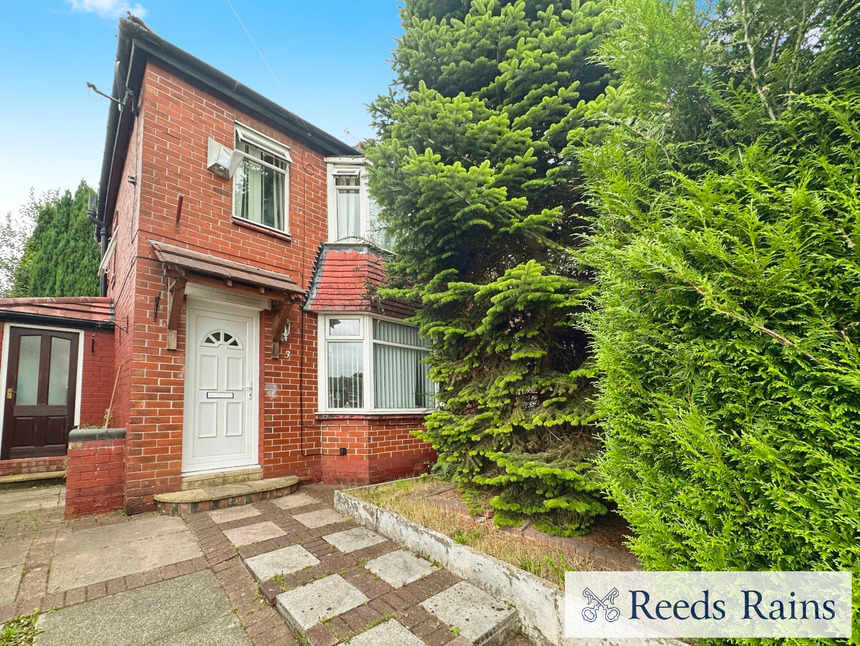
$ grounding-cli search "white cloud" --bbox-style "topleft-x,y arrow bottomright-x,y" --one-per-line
66,0 -> 147,19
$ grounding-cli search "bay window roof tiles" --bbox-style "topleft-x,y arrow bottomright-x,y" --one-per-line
305,244 -> 413,318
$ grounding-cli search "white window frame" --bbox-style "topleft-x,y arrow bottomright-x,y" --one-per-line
233,122 -> 292,234
325,157 -> 389,248
318,313 -> 433,414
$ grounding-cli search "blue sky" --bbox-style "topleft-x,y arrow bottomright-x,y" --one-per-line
0,0 -> 403,219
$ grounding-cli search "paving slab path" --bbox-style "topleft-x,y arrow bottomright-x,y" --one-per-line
0,483 -> 534,646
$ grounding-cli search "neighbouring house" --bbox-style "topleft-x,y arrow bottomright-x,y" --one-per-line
0,17 -> 435,515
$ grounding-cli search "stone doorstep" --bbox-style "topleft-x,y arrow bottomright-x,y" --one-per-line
180,467 -> 263,491
154,475 -> 299,515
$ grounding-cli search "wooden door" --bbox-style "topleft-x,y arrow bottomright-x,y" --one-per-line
2,328 -> 79,460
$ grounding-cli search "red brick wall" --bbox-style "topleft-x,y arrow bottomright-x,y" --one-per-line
112,61 -> 328,512
0,456 -> 66,477
260,310 -> 323,482
107,59 -> 438,512
79,329 -> 115,426
320,415 -> 435,485
65,435 -> 125,518
105,90 -> 144,510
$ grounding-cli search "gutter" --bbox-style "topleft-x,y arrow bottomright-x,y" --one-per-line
0,311 -> 115,331
94,29 -> 139,296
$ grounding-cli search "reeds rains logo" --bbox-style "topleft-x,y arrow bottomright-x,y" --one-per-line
565,572 -> 852,639
581,587 -> 621,623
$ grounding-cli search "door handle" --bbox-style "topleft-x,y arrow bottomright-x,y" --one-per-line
6,388 -> 14,400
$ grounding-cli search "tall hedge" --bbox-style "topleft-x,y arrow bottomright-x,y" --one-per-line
582,0 -> 859,641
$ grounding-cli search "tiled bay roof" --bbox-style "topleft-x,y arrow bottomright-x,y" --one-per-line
304,244 -> 413,319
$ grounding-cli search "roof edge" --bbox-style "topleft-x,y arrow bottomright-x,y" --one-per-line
98,16 -> 358,233
0,311 -> 115,331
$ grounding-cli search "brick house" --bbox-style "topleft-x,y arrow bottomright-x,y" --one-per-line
0,17 -> 435,514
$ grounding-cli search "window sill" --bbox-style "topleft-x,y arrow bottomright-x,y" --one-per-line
325,239 -> 394,254
316,410 -> 430,419
231,216 -> 292,242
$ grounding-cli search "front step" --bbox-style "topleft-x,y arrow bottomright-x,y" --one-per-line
180,467 -> 263,490
0,470 -> 66,486
154,475 -> 299,515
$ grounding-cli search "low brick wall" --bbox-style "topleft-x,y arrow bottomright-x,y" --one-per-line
0,456 -> 66,477
65,428 -> 126,519
318,414 -> 435,485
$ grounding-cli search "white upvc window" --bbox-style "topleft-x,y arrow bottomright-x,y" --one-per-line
325,157 -> 392,249
319,314 -> 434,413
233,122 -> 291,233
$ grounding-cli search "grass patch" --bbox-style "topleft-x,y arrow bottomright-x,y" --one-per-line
272,573 -> 290,592
452,528 -> 482,546
0,610 -> 42,646
350,476 -> 591,587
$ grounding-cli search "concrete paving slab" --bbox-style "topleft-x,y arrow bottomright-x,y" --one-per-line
272,492 -> 319,510
344,619 -> 428,646
0,537 -> 30,568
0,497 -> 64,543
421,581 -> 517,646
144,616 -> 251,646
0,485 -> 63,516
275,574 -> 368,631
35,570 -> 250,646
323,527 -> 386,554
222,521 -> 286,547
365,549 -> 438,588
245,545 -> 320,582
293,508 -> 346,529
55,516 -> 188,553
49,516 -> 201,593
208,505 -> 261,524
0,563 -> 24,606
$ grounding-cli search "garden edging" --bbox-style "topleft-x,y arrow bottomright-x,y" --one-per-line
335,487 -> 681,646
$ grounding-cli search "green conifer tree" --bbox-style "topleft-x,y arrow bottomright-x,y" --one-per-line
12,181 -> 100,297
367,0 -> 614,534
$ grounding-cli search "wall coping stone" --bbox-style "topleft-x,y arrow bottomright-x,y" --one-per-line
68,427 -> 126,442
335,487 -> 681,646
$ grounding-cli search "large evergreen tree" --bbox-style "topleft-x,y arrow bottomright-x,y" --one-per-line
368,0 -> 614,534
11,181 -> 100,298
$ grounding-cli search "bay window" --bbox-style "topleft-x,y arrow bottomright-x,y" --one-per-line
326,317 -> 364,409
233,123 -> 291,232
320,315 -> 433,412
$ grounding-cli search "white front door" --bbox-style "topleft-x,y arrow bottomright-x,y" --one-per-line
183,301 -> 258,474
